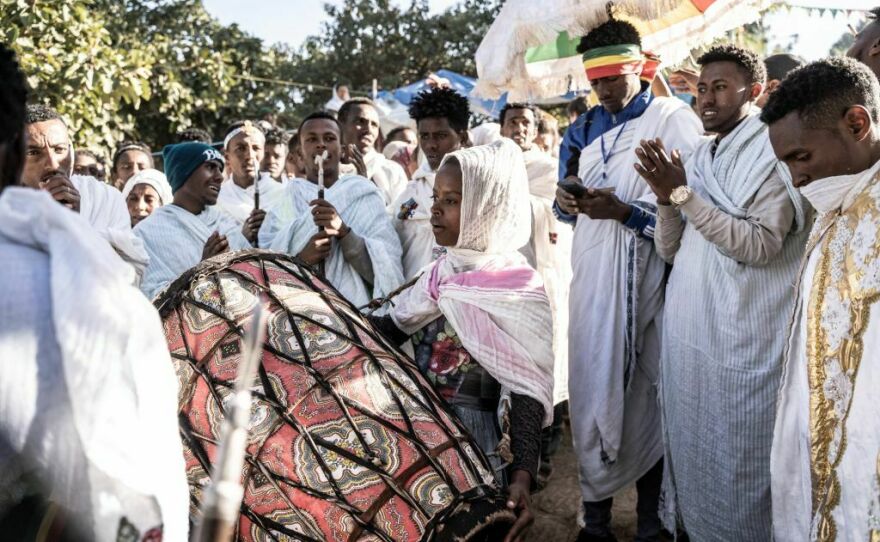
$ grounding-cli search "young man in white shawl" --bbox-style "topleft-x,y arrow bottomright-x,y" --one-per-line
215,120 -> 283,237
0,43 -> 189,540
135,141 -> 259,299
633,45 -> 809,541
762,57 -> 880,542
20,104 -> 149,283
338,98 -> 408,207
552,19 -> 703,542
500,102 -> 572,483
260,112 -> 404,310
368,138 -> 554,542
391,87 -> 471,279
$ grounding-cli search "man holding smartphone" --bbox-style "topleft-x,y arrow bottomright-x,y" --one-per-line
554,18 -> 702,542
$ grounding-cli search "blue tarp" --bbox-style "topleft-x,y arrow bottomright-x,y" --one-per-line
376,69 -> 582,120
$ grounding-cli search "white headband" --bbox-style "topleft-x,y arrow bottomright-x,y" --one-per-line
223,124 -> 265,150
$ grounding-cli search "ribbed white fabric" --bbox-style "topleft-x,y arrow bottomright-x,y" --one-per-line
522,147 -> 573,405
0,188 -> 188,540
70,174 -> 150,284
659,113 -> 808,540
262,175 -> 404,309
392,162 -> 440,280
568,97 -> 702,501
134,204 -> 251,299
215,173 -> 286,225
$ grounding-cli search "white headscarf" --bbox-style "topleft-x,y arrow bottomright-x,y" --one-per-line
447,138 -> 532,264
392,139 -> 554,425
121,168 -> 173,206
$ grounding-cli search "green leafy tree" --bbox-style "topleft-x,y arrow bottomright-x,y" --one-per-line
288,0 -> 501,117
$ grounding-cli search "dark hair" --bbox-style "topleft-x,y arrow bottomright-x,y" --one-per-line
385,126 -> 414,143
1,44 -> 28,189
566,96 -> 590,118
112,140 -> 153,168
577,18 -> 642,54
25,104 -> 64,126
287,130 -> 300,152
697,44 -> 766,86
177,128 -> 212,144
499,102 -> 537,126
76,149 -> 99,162
408,87 -> 470,132
338,97 -> 376,124
536,110 -> 559,135
264,127 -> 290,147
764,53 -> 806,82
761,57 -> 880,129
297,111 -> 341,135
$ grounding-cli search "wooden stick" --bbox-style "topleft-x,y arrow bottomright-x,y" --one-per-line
195,300 -> 268,542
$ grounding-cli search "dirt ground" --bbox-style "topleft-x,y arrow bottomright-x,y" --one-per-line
527,425 -> 638,542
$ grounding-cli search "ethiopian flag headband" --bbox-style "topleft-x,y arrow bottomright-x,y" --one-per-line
582,44 -> 645,80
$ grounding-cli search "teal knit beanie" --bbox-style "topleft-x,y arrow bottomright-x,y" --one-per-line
162,142 -> 224,193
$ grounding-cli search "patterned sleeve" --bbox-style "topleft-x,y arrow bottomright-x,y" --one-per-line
509,393 -> 545,486
622,201 -> 658,240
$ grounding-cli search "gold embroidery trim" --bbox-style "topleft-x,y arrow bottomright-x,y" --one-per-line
807,193 -> 880,541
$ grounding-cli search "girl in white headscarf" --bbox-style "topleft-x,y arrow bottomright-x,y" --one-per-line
372,138 -> 554,542
121,169 -> 173,228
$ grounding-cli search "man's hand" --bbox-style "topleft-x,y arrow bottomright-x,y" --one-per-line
577,189 -> 631,222
503,470 -> 534,542
41,174 -> 81,212
202,231 -> 229,261
555,176 -> 581,215
391,146 -> 419,178
241,208 -> 266,245
342,144 -> 368,178
634,138 -> 687,205
297,231 -> 332,265
309,198 -> 348,237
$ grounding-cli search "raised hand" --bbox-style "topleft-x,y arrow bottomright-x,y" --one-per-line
242,208 -> 266,245
634,138 -> 687,205
202,231 -> 229,260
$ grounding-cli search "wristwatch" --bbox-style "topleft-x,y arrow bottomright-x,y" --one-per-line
669,185 -> 693,206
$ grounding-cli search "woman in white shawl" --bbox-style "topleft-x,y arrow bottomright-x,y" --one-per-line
370,139 -> 554,542
120,168 -> 173,228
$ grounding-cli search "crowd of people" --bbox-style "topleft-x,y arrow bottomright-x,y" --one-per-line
2,7 -> 880,542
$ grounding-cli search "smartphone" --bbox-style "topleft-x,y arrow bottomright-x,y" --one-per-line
559,179 -> 616,198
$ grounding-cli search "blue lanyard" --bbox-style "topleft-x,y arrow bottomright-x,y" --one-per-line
600,121 -> 629,180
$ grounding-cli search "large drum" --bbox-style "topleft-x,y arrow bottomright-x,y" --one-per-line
155,251 -> 515,541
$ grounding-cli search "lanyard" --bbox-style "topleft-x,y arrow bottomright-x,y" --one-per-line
600,121 -> 629,181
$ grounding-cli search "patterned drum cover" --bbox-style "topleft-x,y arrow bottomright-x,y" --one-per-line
154,250 -> 515,541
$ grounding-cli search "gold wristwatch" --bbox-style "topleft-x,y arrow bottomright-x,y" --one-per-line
669,185 -> 693,206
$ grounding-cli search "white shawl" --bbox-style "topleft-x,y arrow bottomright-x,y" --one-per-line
392,139 -> 555,425
215,173 -> 286,224
523,147 -> 573,405
392,162 -> 440,280
134,204 -> 252,299
71,174 -> 150,284
0,188 -> 188,540
264,175 -> 404,309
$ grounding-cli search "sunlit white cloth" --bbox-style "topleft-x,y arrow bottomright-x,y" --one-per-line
215,173 -> 286,225
71,174 -> 149,284
0,187 -> 188,541
391,162 -> 441,280
262,174 -> 404,309
134,204 -> 251,299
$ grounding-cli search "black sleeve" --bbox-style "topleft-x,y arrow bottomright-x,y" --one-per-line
509,393 -> 545,485
366,314 -> 410,346
564,144 -> 582,179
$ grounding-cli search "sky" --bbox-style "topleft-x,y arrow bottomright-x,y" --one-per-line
203,0 -> 873,61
